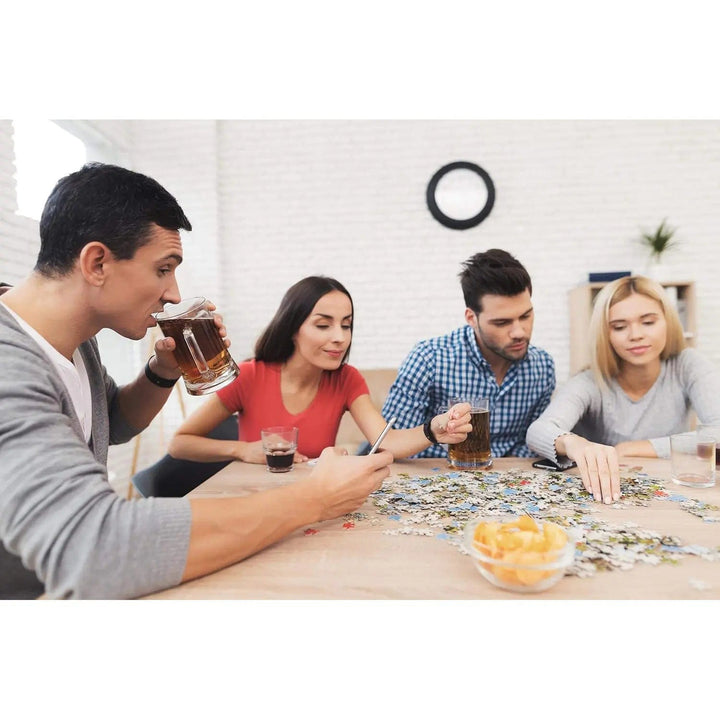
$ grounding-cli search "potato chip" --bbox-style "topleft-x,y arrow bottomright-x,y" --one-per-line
496,531 -> 523,551
515,530 -> 537,549
492,562 -> 521,585
543,522 -> 568,550
515,515 -> 539,533
516,566 -> 552,585
530,533 -> 551,552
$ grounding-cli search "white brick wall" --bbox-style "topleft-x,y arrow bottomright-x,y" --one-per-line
2,119 -> 720,487
211,119 -> 720,382
129,120 -> 223,307
0,119 -> 40,283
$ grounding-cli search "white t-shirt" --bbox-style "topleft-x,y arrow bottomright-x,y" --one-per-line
2,304 -> 93,443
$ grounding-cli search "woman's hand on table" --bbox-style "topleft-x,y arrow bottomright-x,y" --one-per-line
432,402 -> 473,445
557,433 -> 621,504
614,440 -> 657,458
304,446 -> 393,521
236,440 -> 308,464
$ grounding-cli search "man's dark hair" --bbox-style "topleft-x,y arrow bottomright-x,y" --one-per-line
255,276 -> 354,366
35,162 -> 192,276
459,248 -> 532,313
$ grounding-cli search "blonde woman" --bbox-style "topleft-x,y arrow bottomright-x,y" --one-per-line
526,275 -> 720,504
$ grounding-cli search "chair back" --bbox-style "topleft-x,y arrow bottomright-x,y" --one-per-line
131,414 -> 239,498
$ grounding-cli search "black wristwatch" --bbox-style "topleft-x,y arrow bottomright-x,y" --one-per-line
144,356 -> 179,388
423,418 -> 440,445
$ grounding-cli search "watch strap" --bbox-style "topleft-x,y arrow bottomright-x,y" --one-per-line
423,418 -> 439,445
144,356 -> 179,388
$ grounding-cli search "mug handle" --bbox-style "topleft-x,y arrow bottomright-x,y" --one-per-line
183,326 -> 213,378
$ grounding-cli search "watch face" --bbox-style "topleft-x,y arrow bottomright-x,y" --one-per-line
426,161 -> 495,230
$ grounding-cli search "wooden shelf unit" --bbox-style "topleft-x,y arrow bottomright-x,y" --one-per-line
568,280 -> 696,375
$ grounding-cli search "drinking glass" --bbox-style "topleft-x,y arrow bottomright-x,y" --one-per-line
261,426 -> 298,473
670,431 -> 716,488
697,424 -> 720,469
154,297 -> 239,395
447,396 -> 492,470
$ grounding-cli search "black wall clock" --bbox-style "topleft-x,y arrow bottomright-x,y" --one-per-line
426,161 -> 495,230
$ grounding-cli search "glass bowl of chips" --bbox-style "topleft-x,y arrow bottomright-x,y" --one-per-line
463,514 -> 577,593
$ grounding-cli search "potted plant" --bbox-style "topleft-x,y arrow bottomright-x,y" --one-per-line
639,219 -> 678,280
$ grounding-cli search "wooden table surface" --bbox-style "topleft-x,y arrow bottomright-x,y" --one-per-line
144,457 -> 720,600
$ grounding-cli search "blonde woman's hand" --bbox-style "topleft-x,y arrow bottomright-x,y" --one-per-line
560,434 -> 621,504
615,440 -> 657,458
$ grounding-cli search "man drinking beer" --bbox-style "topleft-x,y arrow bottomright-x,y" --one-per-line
0,163 -> 392,599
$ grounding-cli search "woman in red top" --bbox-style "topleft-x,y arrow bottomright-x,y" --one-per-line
169,276 -> 471,464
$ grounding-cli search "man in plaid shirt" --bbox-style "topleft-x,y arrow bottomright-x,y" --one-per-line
382,249 -> 555,459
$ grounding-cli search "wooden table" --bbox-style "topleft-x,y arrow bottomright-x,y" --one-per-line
144,457 -> 720,600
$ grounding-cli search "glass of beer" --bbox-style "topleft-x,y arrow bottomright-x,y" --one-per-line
153,297 -> 239,396
447,396 -> 492,470
261,427 -> 298,473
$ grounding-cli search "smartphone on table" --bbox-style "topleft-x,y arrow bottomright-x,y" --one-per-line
532,458 -> 577,471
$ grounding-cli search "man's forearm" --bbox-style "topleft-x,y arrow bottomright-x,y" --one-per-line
382,426 -> 431,459
182,481 -> 321,582
117,361 -> 180,431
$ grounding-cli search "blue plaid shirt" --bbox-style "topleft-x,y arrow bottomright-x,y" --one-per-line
382,325 -> 556,459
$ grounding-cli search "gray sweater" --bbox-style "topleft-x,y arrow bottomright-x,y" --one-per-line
0,301 -> 192,599
526,348 -> 720,463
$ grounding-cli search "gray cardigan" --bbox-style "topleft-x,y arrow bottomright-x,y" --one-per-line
0,301 -> 192,599
526,348 -> 720,464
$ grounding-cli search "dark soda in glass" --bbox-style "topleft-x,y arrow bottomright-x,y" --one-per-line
266,448 -> 294,472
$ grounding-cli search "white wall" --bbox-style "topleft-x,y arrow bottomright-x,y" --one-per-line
0,119 -> 39,282
206,120 -> 720,381
2,119 -> 720,485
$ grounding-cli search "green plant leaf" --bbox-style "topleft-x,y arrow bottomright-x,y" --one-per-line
639,218 -> 678,258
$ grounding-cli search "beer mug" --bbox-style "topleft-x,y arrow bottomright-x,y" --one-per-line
447,396 -> 492,470
153,297 -> 239,396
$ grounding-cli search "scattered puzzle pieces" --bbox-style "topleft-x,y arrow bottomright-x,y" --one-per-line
355,467 -> 720,577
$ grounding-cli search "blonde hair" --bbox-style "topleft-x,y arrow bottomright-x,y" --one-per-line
589,275 -> 686,386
